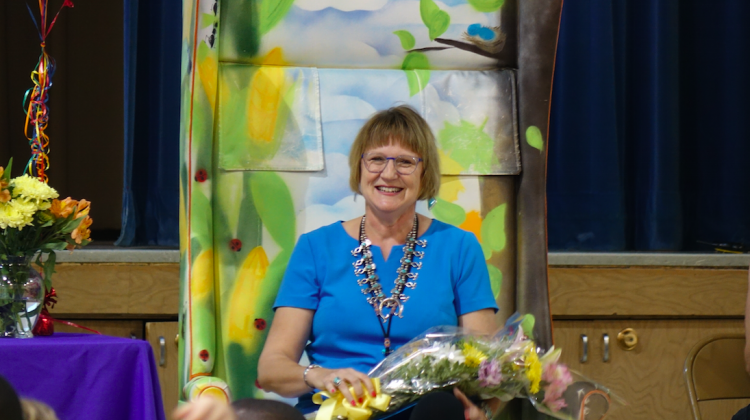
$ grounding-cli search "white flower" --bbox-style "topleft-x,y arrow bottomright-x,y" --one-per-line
425,343 -> 466,365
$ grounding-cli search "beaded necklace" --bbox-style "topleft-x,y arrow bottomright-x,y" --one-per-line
351,214 -> 426,356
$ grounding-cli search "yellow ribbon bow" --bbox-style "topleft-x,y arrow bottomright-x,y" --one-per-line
312,378 -> 391,420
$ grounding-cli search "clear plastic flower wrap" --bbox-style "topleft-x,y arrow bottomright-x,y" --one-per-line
364,313 -> 624,420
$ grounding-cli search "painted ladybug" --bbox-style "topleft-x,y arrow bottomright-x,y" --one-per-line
254,318 -> 267,330
195,169 -> 208,183
199,349 -> 210,362
229,239 -> 242,252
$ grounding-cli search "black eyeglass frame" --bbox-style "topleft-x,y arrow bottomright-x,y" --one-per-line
361,153 -> 423,175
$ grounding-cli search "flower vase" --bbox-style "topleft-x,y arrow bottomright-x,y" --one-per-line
0,256 -> 44,338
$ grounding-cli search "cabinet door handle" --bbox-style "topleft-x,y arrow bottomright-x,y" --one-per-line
603,333 -> 610,363
580,334 -> 588,363
159,336 -> 166,366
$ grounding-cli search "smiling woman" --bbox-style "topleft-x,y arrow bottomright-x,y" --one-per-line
257,106 -> 500,420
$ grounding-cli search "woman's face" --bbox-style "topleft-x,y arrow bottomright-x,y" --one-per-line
360,142 -> 422,217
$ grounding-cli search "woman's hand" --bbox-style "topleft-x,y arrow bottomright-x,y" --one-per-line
172,396 -> 237,420
453,388 -> 488,420
306,367 -> 376,407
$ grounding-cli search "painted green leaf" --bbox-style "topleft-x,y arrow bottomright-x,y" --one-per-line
191,188 -> 213,251
438,120 -> 499,173
420,0 -> 451,41
405,70 -> 430,97
215,172 -> 244,236
393,30 -> 416,50
221,0 -> 260,58
235,172 -> 263,254
430,197 -> 466,226
259,0 -> 295,34
525,125 -> 544,152
480,203 -> 507,260
402,53 -> 430,96
200,12 -> 217,28
190,303 -> 216,364
402,52 -> 430,70
467,0 -> 505,13
1,158 -> 11,181
249,172 -> 296,250
521,313 -> 536,340
487,264 -> 503,299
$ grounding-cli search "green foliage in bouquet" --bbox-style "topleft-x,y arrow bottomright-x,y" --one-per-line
389,338 -> 549,404
372,320 -> 582,418
0,159 -> 93,290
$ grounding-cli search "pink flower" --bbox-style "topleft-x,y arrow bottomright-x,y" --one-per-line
541,363 -> 574,412
478,359 -> 503,387
544,397 -> 568,412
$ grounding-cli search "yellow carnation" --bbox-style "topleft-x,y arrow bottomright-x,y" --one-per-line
11,175 -> 58,205
0,199 -> 36,230
524,347 -> 542,394
462,343 -> 488,368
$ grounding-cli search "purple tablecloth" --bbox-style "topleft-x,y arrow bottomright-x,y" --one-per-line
0,333 -> 165,420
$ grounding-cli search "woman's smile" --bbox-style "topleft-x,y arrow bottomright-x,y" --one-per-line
375,185 -> 404,195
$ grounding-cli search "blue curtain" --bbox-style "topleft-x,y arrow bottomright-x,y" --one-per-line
117,0 -> 180,247
548,0 -> 750,251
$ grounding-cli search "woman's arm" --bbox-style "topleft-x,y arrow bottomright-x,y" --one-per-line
257,307 -> 374,401
458,308 -> 498,335
257,307 -> 316,397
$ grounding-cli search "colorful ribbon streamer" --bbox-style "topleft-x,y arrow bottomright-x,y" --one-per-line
312,378 -> 391,420
22,0 -> 74,183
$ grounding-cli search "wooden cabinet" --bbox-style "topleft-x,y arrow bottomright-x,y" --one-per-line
549,264 -> 749,420
146,322 -> 180,418
554,319 -> 744,420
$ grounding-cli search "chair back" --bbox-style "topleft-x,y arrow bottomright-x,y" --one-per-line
685,334 -> 750,420
178,0 -> 563,401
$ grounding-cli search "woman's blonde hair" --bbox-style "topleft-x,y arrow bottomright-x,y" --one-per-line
348,105 -> 441,200
21,399 -> 59,420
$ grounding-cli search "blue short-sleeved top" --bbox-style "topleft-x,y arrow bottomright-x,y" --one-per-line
273,219 -> 498,374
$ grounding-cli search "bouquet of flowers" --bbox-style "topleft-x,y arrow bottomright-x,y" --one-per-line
0,159 -> 93,336
0,159 -> 93,286
364,313 -> 622,420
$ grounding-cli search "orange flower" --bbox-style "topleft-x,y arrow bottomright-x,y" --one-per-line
50,197 -> 78,218
74,199 -> 90,219
0,167 -> 8,203
70,215 -> 93,246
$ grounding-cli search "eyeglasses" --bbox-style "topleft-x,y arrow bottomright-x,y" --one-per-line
361,153 -> 422,175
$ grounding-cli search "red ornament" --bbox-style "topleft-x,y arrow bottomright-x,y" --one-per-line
254,318 -> 267,330
195,169 -> 208,183
199,349 -> 210,361
255,379 -> 262,389
229,239 -> 242,252
32,288 -> 58,336
33,311 -> 55,336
